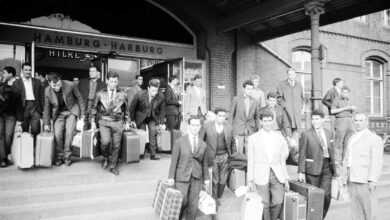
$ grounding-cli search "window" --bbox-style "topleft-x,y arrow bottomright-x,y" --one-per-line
0,44 -> 25,75
365,59 -> 384,115
292,49 -> 311,113
353,15 -> 367,23
384,10 -> 390,26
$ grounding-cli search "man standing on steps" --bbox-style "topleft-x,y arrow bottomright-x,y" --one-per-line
165,75 -> 181,130
322,78 -> 343,131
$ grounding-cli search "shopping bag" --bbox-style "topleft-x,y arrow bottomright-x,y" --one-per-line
331,177 -> 350,202
198,190 -> 216,215
241,192 -> 263,220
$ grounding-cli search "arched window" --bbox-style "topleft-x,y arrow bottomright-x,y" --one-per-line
365,58 -> 384,115
292,49 -> 311,112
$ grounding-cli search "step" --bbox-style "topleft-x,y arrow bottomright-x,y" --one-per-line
331,190 -> 390,210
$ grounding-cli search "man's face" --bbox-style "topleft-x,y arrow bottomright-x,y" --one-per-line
336,80 -> 344,89
189,118 -> 201,135
215,111 -> 226,124
172,78 -> 178,86
268,97 -> 277,108
107,77 -> 118,90
287,69 -> 296,81
2,70 -> 11,80
243,85 -> 254,97
148,86 -> 158,98
89,67 -> 98,79
341,89 -> 349,98
261,117 -> 273,132
353,113 -> 368,132
137,77 -> 143,86
73,78 -> 79,85
49,80 -> 62,92
195,78 -> 202,87
252,79 -> 259,88
22,65 -> 32,78
311,115 -> 324,130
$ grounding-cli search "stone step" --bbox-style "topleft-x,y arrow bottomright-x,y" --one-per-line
330,190 -> 390,210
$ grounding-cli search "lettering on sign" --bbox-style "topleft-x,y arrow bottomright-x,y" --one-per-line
48,49 -> 98,61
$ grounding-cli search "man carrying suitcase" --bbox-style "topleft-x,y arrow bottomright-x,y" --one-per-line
91,71 -> 130,175
43,72 -> 85,166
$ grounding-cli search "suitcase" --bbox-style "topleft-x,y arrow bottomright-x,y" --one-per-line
128,128 -> 147,155
170,130 -> 181,148
153,179 -> 183,220
121,132 -> 140,163
157,130 -> 171,152
282,191 -> 307,220
289,180 -> 324,220
72,130 -> 101,159
228,169 -> 246,192
35,132 -> 55,167
11,132 -> 34,169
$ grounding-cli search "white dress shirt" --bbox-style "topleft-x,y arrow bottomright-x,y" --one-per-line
316,128 -> 329,158
23,77 -> 35,100
194,86 -> 201,98
188,133 -> 198,153
215,122 -> 224,134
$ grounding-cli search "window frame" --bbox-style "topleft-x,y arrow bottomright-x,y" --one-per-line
365,59 -> 384,116
292,48 -> 311,114
384,9 -> 390,26
353,15 -> 367,23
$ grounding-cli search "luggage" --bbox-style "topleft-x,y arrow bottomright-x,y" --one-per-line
128,128 -> 147,155
228,169 -> 246,192
121,132 -> 140,163
240,192 -> 263,220
35,132 -> 55,167
286,140 -> 299,165
157,130 -> 171,152
331,177 -> 350,202
289,180 -> 324,220
72,130 -> 101,159
153,179 -> 183,220
282,191 -> 307,220
11,132 -> 34,169
198,190 -> 216,215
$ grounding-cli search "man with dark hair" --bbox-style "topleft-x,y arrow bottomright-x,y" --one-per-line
129,78 -> 166,160
77,66 -> 105,130
91,71 -> 130,175
2,66 -> 17,86
43,72 -> 85,166
168,115 -> 210,220
165,75 -> 182,130
12,63 -> 44,144
36,72 -> 49,90
298,109 -> 335,218
185,74 -> 206,119
228,80 -> 259,155
322,78 -> 344,131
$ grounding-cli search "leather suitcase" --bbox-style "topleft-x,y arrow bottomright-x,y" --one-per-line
228,169 -> 246,192
72,130 -> 101,159
35,132 -> 55,167
121,132 -> 140,163
289,180 -> 324,220
128,128 -> 147,155
157,130 -> 171,152
282,191 -> 307,220
11,132 -> 34,169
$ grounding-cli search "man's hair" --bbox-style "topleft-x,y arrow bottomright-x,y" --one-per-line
312,109 -> 325,118
259,109 -> 274,120
89,66 -> 100,72
4,66 -> 16,77
250,74 -> 260,81
267,91 -> 278,100
106,71 -> 119,80
148,78 -> 160,88
214,107 -> 227,115
332,78 -> 342,86
169,75 -> 177,83
341,86 -> 350,92
187,115 -> 201,124
46,72 -> 62,83
21,63 -> 32,69
242,80 -> 254,88
135,75 -> 143,80
194,74 -> 202,80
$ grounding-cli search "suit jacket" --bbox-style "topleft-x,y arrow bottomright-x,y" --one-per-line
298,127 -> 335,176
168,135 -> 209,182
276,79 -> 303,129
228,95 -> 259,136
77,78 -> 105,112
247,130 -> 289,185
127,87 -> 142,109
164,85 -> 180,116
185,85 -> 206,115
258,105 -> 292,137
129,90 -> 166,126
43,80 -> 85,125
199,122 -> 237,167
344,129 -> 383,183
12,77 -> 44,115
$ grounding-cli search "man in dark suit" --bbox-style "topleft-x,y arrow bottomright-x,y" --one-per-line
228,80 -> 259,155
298,109 -> 335,218
168,115 -> 210,220
77,66 -> 105,130
43,72 -> 85,166
129,78 -> 166,160
12,63 -> 44,143
199,107 -> 236,207
165,75 -> 181,130
127,75 -> 143,110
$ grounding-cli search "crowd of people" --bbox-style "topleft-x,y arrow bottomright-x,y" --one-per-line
0,64 -> 384,220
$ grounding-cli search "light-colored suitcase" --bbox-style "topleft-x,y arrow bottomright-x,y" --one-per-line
157,130 -> 171,152
72,130 -> 101,159
228,169 -> 246,192
282,191 -> 307,220
11,132 -> 34,169
35,132 -> 55,167
128,128 -> 147,155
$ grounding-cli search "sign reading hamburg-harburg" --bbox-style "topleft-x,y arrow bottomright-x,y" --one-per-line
0,22 -> 195,59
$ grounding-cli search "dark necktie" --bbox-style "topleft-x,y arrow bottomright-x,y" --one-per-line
317,131 -> 327,154
109,90 -> 114,108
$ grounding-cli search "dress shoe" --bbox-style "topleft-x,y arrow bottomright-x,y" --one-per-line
0,161 -> 7,168
150,155 -> 160,160
102,158 -> 109,169
140,154 -> 145,159
54,159 -> 63,166
110,166 -> 119,175
64,159 -> 72,166
4,158 -> 13,166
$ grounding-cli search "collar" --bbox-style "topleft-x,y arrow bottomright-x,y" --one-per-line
23,77 -> 31,82
267,105 -> 275,110
355,128 -> 369,136
188,133 -> 198,140
314,127 -> 324,135
288,79 -> 295,85
260,128 -> 273,135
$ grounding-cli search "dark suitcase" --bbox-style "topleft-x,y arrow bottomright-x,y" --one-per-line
72,130 -> 101,159
35,132 -> 55,167
121,132 -> 140,163
289,180 -> 324,220
282,191 -> 307,220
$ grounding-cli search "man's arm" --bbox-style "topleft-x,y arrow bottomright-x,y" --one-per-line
129,92 -> 139,122
158,95 -> 166,125
298,132 -> 308,174
368,135 -> 384,183
38,80 -> 45,114
322,90 -> 332,109
90,92 -> 100,124
43,90 -> 51,126
281,107 -> 292,138
168,139 -> 181,179
123,92 -> 131,124
202,143 -> 210,182
330,98 -> 353,114
247,135 -> 255,183
165,88 -> 180,106
72,83 -> 85,118
228,97 -> 237,126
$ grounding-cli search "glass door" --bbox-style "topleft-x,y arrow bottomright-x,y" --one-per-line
107,57 -> 140,90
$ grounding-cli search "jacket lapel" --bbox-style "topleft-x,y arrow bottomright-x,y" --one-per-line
62,82 -> 68,107
238,96 -> 247,118
310,128 -> 324,151
50,87 -> 58,107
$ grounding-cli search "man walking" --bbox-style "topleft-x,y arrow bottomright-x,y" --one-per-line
165,75 -> 182,130
185,74 -> 206,119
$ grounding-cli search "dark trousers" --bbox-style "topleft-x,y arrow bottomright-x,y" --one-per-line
166,115 -> 180,130
176,176 -> 202,220
22,100 -> 41,142
305,158 -> 333,218
83,113 -> 91,131
0,115 -> 16,160
212,153 -> 229,202
54,111 -> 77,160
99,119 -> 123,166
139,118 -> 158,155
334,117 -> 352,162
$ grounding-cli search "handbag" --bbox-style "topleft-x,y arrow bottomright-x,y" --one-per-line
198,190 -> 216,215
241,192 -> 263,220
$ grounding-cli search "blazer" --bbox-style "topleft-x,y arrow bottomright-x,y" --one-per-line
168,135 -> 210,182
344,129 -> 383,183
228,95 -> 259,136
199,122 -> 237,167
247,130 -> 289,185
298,127 -> 335,176
164,85 -> 181,116
12,77 -> 44,115
185,85 -> 206,115
77,78 -> 105,112
276,79 -> 303,129
43,80 -> 85,125
0,83 -> 23,121
258,105 -> 292,137
129,90 -> 166,126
